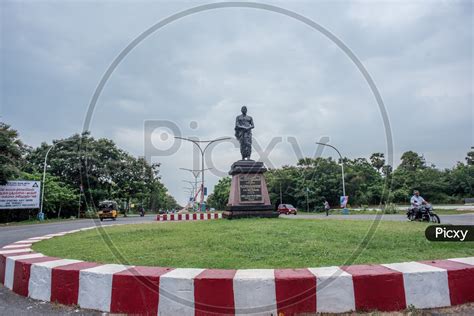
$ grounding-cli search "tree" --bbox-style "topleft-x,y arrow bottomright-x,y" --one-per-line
266,166 -> 300,208
0,122 -> 27,184
207,177 -> 231,210
162,193 -> 180,210
22,172 -> 78,218
23,132 -> 176,213
390,152 -> 465,204
344,158 -> 384,205
295,157 -> 343,210
207,150 -> 472,209
148,181 -> 170,211
411,167 -> 450,203
369,153 -> 385,172
399,151 -> 426,172
24,133 -> 126,202
113,156 -> 159,213
0,125 -> 180,222
447,162 -> 474,198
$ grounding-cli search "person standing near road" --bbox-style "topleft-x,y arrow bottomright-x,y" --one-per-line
323,200 -> 330,216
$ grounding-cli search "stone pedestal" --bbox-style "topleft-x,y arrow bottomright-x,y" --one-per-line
223,160 -> 279,219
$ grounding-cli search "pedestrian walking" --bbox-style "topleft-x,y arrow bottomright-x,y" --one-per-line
323,200 -> 330,216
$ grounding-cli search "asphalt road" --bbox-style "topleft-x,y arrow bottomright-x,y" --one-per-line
283,213 -> 474,225
0,215 -> 157,248
357,204 -> 474,211
1,213 -> 472,315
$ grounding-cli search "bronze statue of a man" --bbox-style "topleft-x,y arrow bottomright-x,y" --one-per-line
234,106 -> 254,160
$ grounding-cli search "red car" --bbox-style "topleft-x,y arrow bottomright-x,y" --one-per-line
278,204 -> 297,215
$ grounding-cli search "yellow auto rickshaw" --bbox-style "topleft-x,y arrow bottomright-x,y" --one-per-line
97,200 -> 118,221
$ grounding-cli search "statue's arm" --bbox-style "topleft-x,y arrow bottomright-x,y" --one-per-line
235,117 -> 243,130
235,116 -> 247,130
249,117 -> 254,129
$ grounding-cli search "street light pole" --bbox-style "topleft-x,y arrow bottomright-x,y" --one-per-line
315,142 -> 346,197
279,182 -> 282,205
40,139 -> 73,219
182,186 -> 194,205
175,137 -> 230,211
306,187 -> 309,212
182,180 -> 196,206
40,146 -> 54,218
182,180 -> 196,190
273,169 -> 285,206
179,167 -> 212,211
183,187 -> 194,205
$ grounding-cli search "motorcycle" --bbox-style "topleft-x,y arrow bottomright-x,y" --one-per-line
407,204 -> 440,223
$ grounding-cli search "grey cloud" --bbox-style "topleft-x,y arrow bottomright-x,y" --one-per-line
2,1 -> 472,204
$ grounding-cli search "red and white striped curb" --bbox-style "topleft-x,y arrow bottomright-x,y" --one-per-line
156,212 -> 222,221
1,227 -> 473,314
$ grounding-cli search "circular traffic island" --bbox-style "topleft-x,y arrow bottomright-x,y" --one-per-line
1,218 -> 473,314
33,218 -> 472,269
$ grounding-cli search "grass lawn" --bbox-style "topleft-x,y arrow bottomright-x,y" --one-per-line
33,218 -> 473,269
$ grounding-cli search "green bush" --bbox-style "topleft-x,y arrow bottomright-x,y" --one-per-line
382,203 -> 398,214
83,209 -> 98,219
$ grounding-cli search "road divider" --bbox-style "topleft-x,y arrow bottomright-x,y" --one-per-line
156,213 -> 222,221
0,226 -> 473,314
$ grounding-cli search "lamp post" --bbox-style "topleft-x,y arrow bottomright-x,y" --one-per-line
40,139 -> 74,219
270,169 -> 287,206
175,137 -> 230,211
179,167 -> 212,211
182,180 -> 196,207
315,142 -> 347,212
306,187 -> 309,212
182,186 -> 194,205
182,180 -> 196,190
280,182 -> 282,205
274,178 -> 283,206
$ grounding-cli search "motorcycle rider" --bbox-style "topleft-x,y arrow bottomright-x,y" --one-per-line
410,190 -> 428,219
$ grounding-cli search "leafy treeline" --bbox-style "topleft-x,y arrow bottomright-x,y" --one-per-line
0,123 -> 27,183
0,122 -> 179,222
207,151 -> 473,211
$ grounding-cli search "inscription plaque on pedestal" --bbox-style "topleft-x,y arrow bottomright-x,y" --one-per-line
239,174 -> 263,203
224,160 -> 279,219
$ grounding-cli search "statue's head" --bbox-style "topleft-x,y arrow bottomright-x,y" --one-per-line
241,106 -> 247,115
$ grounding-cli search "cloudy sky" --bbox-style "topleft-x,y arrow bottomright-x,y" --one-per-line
1,0 -> 472,204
